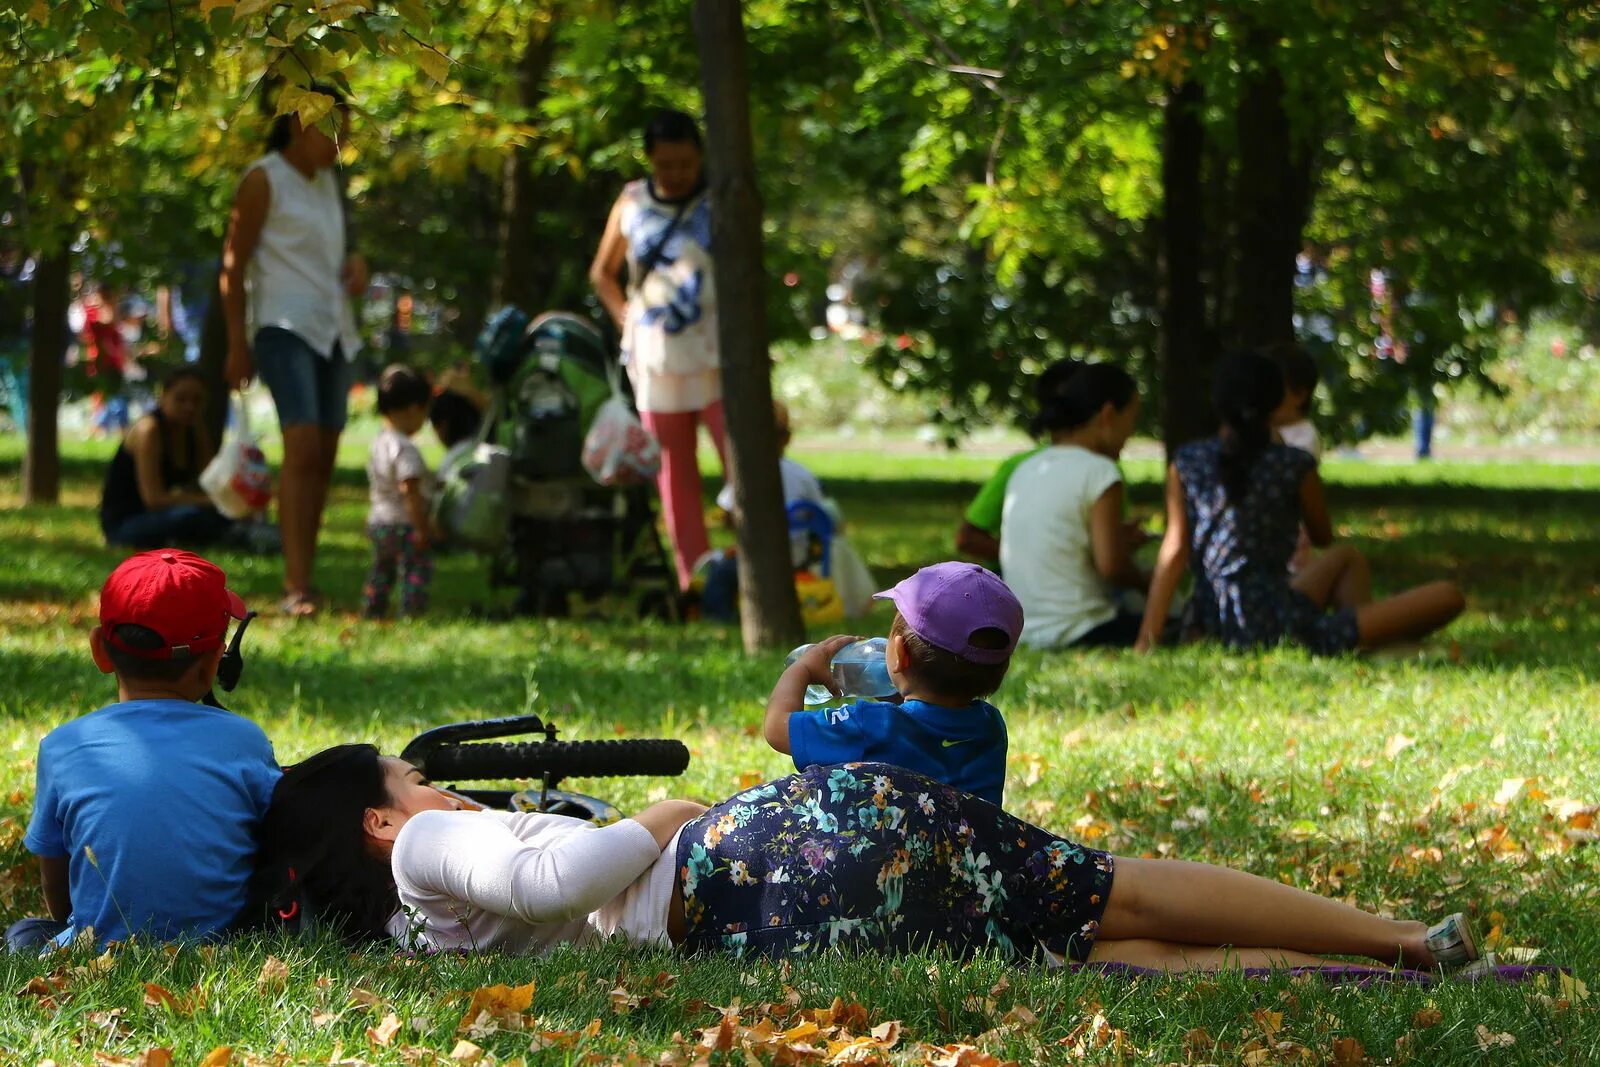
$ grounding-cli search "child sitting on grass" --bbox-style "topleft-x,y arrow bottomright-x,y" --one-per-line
364,365 -> 436,619
9,550 -> 279,952
763,562 -> 1019,805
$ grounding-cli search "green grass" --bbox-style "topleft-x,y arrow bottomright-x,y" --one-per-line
1,437 -> 1598,1064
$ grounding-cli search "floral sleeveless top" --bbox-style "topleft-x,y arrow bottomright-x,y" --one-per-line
619,179 -> 719,413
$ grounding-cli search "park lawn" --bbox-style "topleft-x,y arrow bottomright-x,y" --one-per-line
1,437 -> 1598,1065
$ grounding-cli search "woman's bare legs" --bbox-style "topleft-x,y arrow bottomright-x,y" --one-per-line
1291,543 -> 1372,610
1091,857 -> 1436,970
1356,581 -> 1465,649
1089,938 -> 1337,971
277,424 -> 326,611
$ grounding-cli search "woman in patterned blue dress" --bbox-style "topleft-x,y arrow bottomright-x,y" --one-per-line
257,751 -> 1482,974
1136,351 -> 1465,654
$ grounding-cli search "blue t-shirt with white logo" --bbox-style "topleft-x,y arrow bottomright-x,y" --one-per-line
787,698 -> 1008,805
24,699 -> 280,946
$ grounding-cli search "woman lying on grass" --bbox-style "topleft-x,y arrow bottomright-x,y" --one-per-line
257,747 -> 1486,974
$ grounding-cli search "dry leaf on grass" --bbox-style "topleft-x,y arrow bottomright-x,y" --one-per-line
257,956 -> 290,990
1384,733 -> 1416,759
1330,1036 -> 1367,1065
197,1049 -> 232,1067
1411,1007 -> 1443,1028
457,980 -> 535,1035
367,1012 -> 403,1046
918,1044 -> 1017,1067
93,1051 -> 172,1067
449,1039 -> 484,1063
1474,1025 -> 1515,1050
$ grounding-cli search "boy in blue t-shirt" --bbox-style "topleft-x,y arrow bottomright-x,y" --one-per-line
9,549 -> 280,952
763,561 -> 1023,805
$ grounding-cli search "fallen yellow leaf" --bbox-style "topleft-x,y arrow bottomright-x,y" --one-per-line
258,956 -> 290,990
368,1011 -> 402,1046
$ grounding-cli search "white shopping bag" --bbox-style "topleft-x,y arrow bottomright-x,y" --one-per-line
200,391 -> 273,519
581,383 -> 660,487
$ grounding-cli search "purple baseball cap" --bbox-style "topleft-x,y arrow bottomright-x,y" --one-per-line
873,562 -> 1024,665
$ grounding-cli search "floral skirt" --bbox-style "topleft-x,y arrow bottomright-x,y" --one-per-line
675,763 -> 1114,963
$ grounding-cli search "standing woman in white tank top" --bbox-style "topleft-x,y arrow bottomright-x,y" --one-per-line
590,110 -> 726,591
220,85 -> 368,617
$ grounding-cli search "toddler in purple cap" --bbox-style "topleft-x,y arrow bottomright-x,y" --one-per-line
763,561 -> 1021,805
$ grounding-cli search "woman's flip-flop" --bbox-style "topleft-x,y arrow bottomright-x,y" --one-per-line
278,591 -> 321,618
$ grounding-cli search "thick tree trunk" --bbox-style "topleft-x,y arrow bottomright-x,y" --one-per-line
494,16 -> 562,313
23,249 -> 69,504
1231,42 -> 1314,350
692,0 -> 804,652
1159,79 -> 1214,452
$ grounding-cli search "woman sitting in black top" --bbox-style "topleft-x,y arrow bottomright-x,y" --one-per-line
100,366 -> 233,548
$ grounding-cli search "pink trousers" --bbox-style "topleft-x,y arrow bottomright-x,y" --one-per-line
641,402 -> 728,590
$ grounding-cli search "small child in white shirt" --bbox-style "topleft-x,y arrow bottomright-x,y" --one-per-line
363,365 -> 435,619
1270,344 -> 1323,460
1268,344 -> 1325,572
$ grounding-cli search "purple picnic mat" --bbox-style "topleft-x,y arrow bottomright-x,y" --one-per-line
1069,962 -> 1567,986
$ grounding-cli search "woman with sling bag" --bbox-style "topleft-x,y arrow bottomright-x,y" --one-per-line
590,109 -> 726,591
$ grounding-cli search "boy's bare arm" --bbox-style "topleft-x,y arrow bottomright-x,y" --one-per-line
40,855 -> 70,921
762,634 -> 857,755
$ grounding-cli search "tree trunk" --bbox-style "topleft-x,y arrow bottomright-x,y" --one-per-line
494,15 -> 562,313
1231,40 -> 1314,350
692,0 -> 804,652
23,249 -> 69,504
1158,78 -> 1214,452
199,271 -> 230,446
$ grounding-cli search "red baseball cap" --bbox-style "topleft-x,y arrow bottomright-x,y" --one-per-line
100,549 -> 248,660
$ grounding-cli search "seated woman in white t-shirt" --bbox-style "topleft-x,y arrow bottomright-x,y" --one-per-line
1000,362 -> 1149,649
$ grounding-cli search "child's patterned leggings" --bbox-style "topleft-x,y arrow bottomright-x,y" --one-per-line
363,523 -> 433,616
676,762 -> 1115,962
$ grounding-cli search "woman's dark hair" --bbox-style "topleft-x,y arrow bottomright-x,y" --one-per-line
1213,350 -> 1286,506
376,364 -> 432,415
1030,360 -> 1138,437
267,82 -> 348,152
253,744 -> 399,943
161,365 -> 208,393
1263,342 -> 1318,416
643,109 -> 702,153
429,389 -> 482,448
890,614 -> 1010,702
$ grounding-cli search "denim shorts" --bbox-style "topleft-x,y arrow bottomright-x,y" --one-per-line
255,326 -> 353,431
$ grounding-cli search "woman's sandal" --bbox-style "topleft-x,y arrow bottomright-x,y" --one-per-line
278,590 -> 321,618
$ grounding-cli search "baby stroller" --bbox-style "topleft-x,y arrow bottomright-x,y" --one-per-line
442,308 -> 679,619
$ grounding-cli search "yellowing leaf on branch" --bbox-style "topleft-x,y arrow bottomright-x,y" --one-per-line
235,0 -> 274,18
321,0 -> 371,21
413,48 -> 451,85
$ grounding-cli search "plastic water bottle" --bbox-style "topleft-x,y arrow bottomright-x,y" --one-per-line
784,638 -> 897,705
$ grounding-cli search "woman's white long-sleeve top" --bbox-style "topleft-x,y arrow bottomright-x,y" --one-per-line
386,809 -> 679,953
